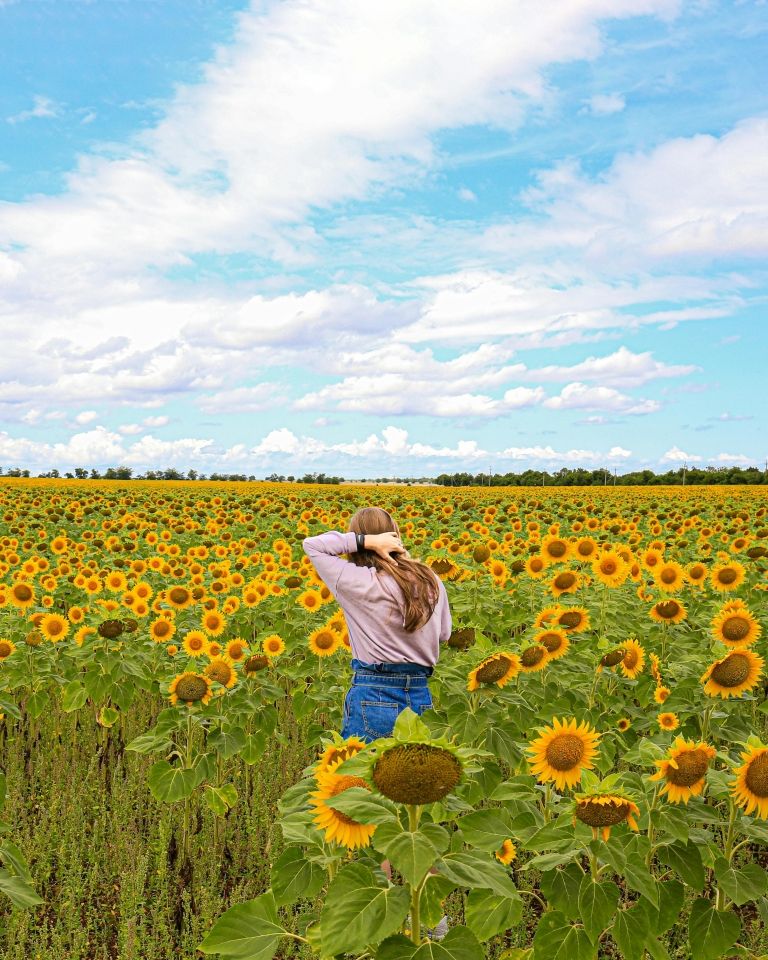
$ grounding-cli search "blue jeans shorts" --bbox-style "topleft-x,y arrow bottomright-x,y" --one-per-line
340,658 -> 433,743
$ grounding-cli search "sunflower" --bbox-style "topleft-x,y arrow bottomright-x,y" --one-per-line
550,570 -> 580,598
74,625 -> 96,647
573,537 -> 598,562
658,712 -> 679,731
592,551 -> 629,588
654,685 -> 671,704
262,634 -> 286,657
710,561 -> 746,592
519,644 -> 548,673
168,671 -> 214,707
182,630 -> 209,658
317,736 -> 367,775
467,651 -> 520,690
649,598 -> 687,624
150,618 -> 175,643
9,581 -> 35,610
574,792 -> 640,840
731,743 -> 768,820
297,589 -> 323,612
535,629 -> 570,661
701,648 -> 764,699
687,562 -> 708,586
640,548 -> 664,572
105,570 -> 128,593
166,585 -> 194,610
556,606 -> 590,633
205,656 -> 238,689
495,839 -> 516,865
225,637 -> 249,662
649,737 -> 716,803
243,654 -> 270,675
309,625 -> 341,657
534,606 -> 561,628
541,535 -> 571,564
653,561 -> 686,594
525,555 -> 547,579
372,743 -> 462,805
711,604 -> 761,648
620,638 -> 645,680
617,718 -> 631,732
527,717 -> 600,791
649,652 -> 662,683
39,613 -> 69,643
309,766 -> 377,849
0,638 -> 16,660
597,647 -> 625,674
201,610 -> 226,637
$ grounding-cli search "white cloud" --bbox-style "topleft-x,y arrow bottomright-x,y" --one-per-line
143,415 -> 170,427
710,452 -> 757,465
197,383 -> 289,414
527,346 -> 697,387
457,187 -> 478,202
7,95 -> 58,124
74,410 -> 98,425
660,446 -> 702,463
586,93 -> 625,115
543,382 -> 660,414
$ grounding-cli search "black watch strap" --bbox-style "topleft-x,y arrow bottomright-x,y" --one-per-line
355,532 -> 365,551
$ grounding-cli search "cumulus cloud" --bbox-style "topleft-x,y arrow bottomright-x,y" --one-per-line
543,382 -> 660,414
585,93 -> 625,115
7,95 -> 58,124
660,446 -> 702,463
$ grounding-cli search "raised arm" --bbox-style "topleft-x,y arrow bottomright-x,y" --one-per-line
439,579 -> 452,643
301,530 -> 359,594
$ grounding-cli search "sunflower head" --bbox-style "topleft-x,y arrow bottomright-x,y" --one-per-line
573,791 -> 640,840
495,839 -> 516,864
732,742 -> 768,820
649,736 -> 716,804
310,768 -> 377,849
169,671 -> 213,707
701,648 -> 764,699
519,644 -> 547,672
620,638 -> 645,680
527,717 -> 600,791
467,651 -> 520,691
712,604 -> 761,648
447,626 -> 476,650
373,742 -> 462,805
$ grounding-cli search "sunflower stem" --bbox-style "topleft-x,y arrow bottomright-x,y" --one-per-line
407,805 -> 422,943
700,705 -> 712,743
645,785 -> 659,868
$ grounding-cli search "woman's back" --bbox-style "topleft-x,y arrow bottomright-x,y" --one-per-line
302,529 -> 451,667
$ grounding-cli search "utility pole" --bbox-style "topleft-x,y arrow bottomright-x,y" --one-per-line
682,461 -> 687,486
613,467 -> 617,486
488,465 -> 492,487
604,468 -> 607,486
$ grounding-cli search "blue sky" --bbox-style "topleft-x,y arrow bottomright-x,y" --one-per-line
0,0 -> 765,477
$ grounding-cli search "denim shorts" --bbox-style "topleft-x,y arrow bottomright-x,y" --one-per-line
340,658 -> 433,743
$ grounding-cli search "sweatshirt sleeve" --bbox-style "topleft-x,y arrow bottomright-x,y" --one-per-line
438,579 -> 452,643
302,530 -> 362,594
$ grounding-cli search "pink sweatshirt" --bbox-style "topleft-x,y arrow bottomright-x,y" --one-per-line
302,530 -> 452,667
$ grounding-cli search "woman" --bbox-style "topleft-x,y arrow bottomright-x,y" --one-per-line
302,506 -> 451,742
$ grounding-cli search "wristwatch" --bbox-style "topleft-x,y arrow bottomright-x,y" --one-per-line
355,532 -> 366,551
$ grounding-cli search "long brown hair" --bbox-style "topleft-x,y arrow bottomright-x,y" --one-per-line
347,506 -> 440,633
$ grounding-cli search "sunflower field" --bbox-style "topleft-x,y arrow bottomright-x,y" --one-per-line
0,479 -> 766,960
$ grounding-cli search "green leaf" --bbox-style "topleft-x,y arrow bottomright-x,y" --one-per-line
205,783 -> 238,816
620,837 -> 659,907
611,904 -> 651,960
320,862 -> 410,955
411,926 -> 486,960
658,841 -> 705,893
198,890 -> 285,959
241,731 -> 266,765
465,890 -> 522,942
392,707 -> 431,741
0,867 -> 44,909
456,809 -> 513,852
540,863 -> 584,919
714,857 -> 768,906
320,787 -> 398,825
533,910 -> 595,960
61,680 -> 88,713
208,727 -> 246,759
270,846 -> 325,907
377,935 -> 416,960
26,689 -> 48,720
147,760 -> 198,804
372,822 -> 441,887
420,874 -> 457,928
656,879 -> 685,934
688,898 -> 741,960
654,806 -> 690,844
437,852 -> 518,898
98,706 -> 119,728
0,841 -> 34,884
578,876 -> 619,944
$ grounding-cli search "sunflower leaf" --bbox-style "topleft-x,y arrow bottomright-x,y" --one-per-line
465,890 -> 523,942
372,822 -> 441,887
688,898 -> 741,960
714,857 -> 768,905
455,809 -> 513,852
198,890 -> 285,959
147,759 -> 198,804
321,787 -> 399,825
532,910 -> 594,960
320,862 -> 410,955
271,846 -> 325,907
578,876 -> 619,944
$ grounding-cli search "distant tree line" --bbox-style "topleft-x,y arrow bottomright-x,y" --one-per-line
0,464 -> 764,485
435,466 -> 767,486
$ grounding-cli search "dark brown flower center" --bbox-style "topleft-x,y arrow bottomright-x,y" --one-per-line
169,587 -> 189,604
244,655 -> 269,672
521,645 -> 546,668
545,734 -> 585,771
207,662 -> 233,684
660,568 -> 677,584
601,648 -> 625,667
540,632 -> 564,653
744,753 -> 768,798
601,561 -> 617,575
558,611 -> 583,629
176,675 -> 208,702
554,572 -> 576,590
711,653 -> 751,687
576,799 -> 631,827
716,568 -> 738,585
476,656 -> 512,684
665,749 -> 710,787
721,616 -> 750,643
314,631 -> 336,650
655,601 -> 681,619
547,541 -> 568,558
